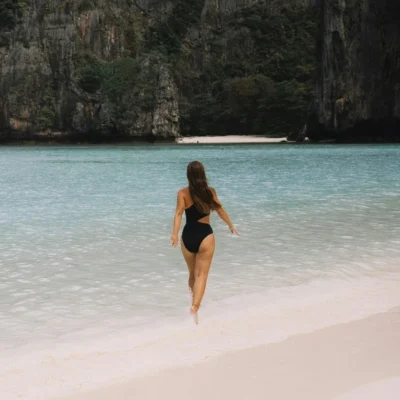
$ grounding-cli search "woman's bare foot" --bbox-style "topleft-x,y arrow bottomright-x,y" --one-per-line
190,304 -> 199,325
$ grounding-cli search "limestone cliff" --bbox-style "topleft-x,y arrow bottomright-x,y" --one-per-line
0,0 -> 318,142
0,0 -> 181,141
307,0 -> 400,142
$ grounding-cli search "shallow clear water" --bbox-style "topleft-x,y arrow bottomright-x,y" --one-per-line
1,144 -> 400,352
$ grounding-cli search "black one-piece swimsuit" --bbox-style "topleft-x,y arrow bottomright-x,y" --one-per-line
182,204 -> 213,253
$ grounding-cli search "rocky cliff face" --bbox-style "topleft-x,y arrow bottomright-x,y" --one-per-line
0,0 -> 317,142
0,0 -> 181,141
307,0 -> 400,142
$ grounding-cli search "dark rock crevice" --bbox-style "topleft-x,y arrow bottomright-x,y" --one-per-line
336,118 -> 400,143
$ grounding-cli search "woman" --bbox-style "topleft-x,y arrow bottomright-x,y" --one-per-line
170,161 -> 239,324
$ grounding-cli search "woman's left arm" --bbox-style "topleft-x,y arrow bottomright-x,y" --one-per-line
171,190 -> 185,247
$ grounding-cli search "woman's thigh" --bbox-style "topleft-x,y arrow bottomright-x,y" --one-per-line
181,238 -> 196,273
195,234 -> 215,276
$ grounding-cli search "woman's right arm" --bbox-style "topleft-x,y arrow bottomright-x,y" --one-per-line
211,188 -> 240,235
171,190 -> 185,247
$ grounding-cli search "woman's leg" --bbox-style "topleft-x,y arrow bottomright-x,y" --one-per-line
192,234 -> 215,319
181,239 -> 196,293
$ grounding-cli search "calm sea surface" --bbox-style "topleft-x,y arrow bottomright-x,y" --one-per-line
1,144 -> 400,353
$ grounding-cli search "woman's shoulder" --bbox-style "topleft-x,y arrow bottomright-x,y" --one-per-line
178,187 -> 190,197
178,187 -> 191,206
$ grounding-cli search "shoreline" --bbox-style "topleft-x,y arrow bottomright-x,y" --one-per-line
175,135 -> 289,144
3,276 -> 398,400
0,135 -> 290,146
61,309 -> 400,400
2,134 -> 399,146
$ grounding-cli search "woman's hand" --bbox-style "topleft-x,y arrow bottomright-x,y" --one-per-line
229,225 -> 240,236
170,234 -> 179,247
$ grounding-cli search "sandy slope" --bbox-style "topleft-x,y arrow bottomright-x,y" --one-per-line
61,309 -> 400,400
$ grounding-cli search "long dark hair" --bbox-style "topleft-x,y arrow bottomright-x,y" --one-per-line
187,161 -> 221,213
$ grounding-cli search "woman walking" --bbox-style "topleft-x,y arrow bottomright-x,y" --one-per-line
171,161 -> 239,324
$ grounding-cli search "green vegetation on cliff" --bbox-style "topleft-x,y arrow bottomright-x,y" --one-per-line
174,4 -> 318,136
78,56 -> 139,101
0,0 -> 25,31
37,86 -> 56,130
147,0 -> 203,57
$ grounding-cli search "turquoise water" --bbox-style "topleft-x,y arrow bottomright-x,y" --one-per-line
1,144 -> 400,353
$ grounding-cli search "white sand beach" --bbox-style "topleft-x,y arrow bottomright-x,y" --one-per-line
3,277 -> 399,400
61,308 -> 400,400
176,135 -> 288,144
